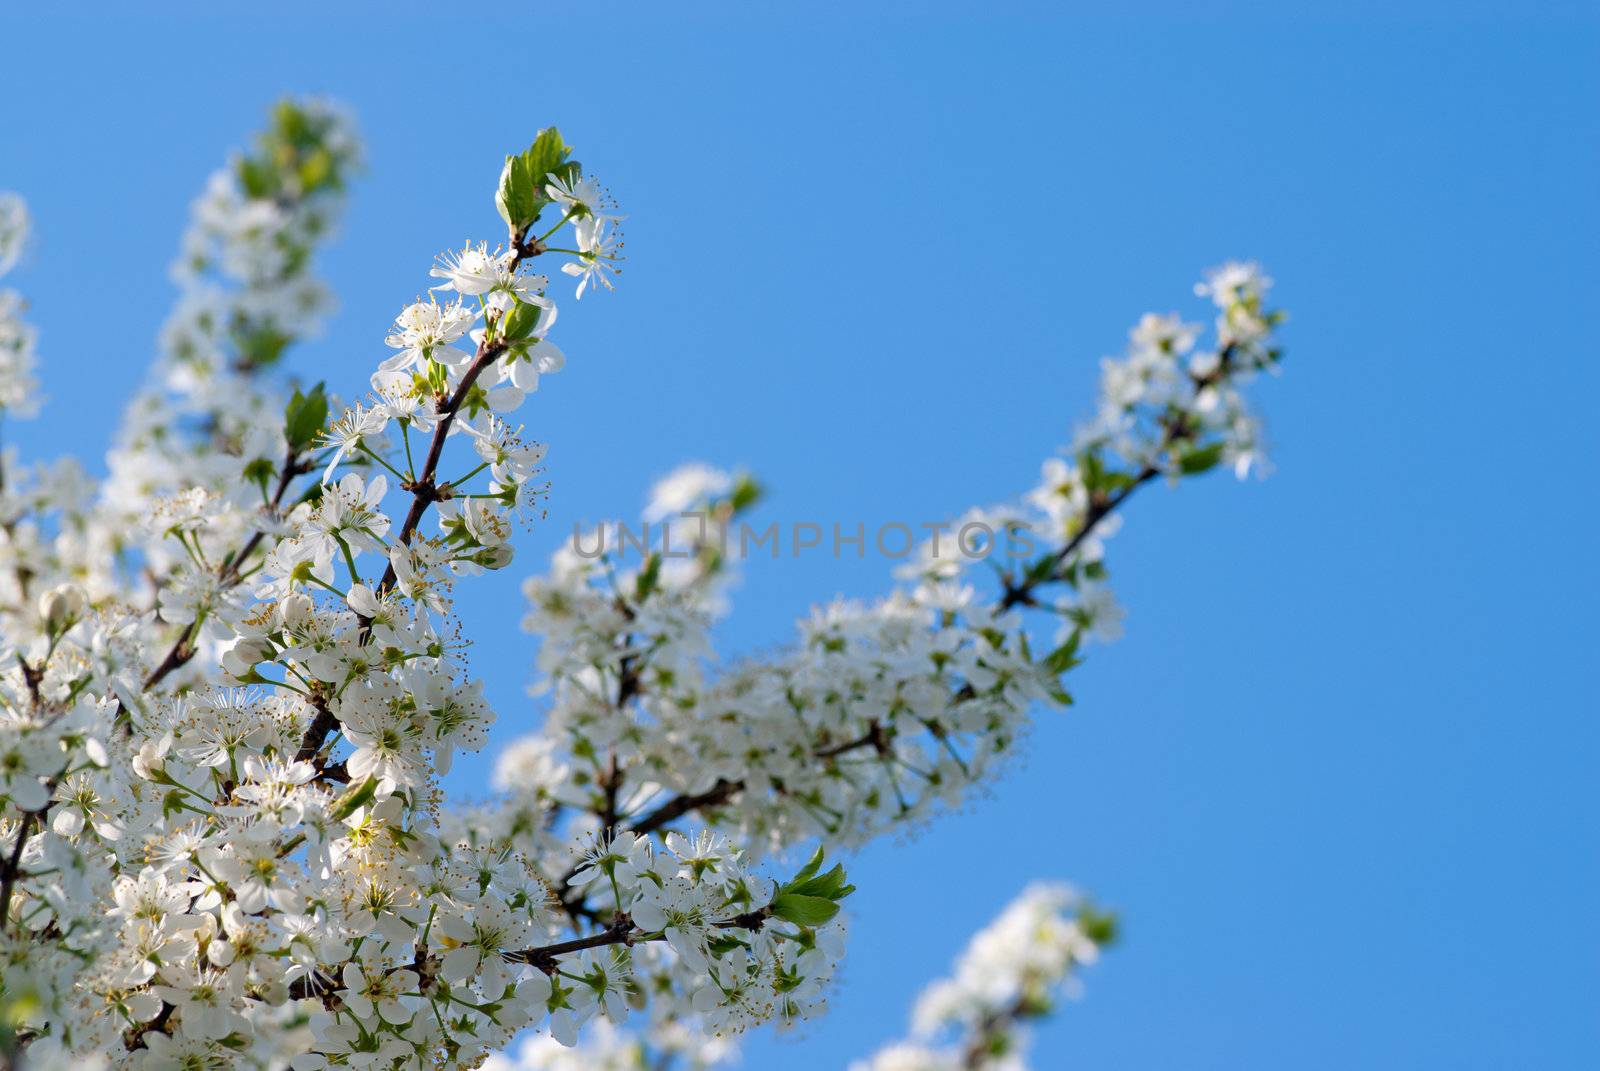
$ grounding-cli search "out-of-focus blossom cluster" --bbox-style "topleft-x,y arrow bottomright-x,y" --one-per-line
850,884 -> 1111,1071
0,193 -> 39,414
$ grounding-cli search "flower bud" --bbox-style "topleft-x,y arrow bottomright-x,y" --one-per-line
477,544 -> 515,570
37,583 -> 86,629
279,592 -> 314,631
222,638 -> 272,678
51,808 -> 85,837
131,734 -> 172,781
346,583 -> 380,618
465,500 -> 510,546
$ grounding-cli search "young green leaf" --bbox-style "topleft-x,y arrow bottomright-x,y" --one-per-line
329,776 -> 378,822
770,848 -> 855,926
495,127 -> 581,231
728,475 -> 763,514
770,893 -> 841,927
284,382 -> 328,453
783,847 -> 825,890
1177,441 -> 1227,475
1041,631 -> 1083,676
500,298 -> 545,342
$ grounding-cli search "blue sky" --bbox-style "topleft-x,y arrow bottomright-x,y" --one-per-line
2,6 -> 1596,1068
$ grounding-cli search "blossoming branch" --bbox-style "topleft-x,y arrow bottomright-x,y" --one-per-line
0,99 -> 1284,1071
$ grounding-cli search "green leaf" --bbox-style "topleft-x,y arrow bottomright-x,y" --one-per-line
273,98 -> 312,147
770,848 -> 855,925
495,155 -> 535,231
161,789 -> 189,820
329,776 -> 378,821
1041,631 -> 1083,676
634,553 -> 663,602
237,156 -> 273,199
1024,554 -> 1059,586
495,127 -> 581,232
235,99 -> 352,202
1101,469 -> 1138,494
1177,441 -> 1227,475
522,127 -> 576,194
728,475 -> 763,514
783,847 -> 825,890
785,863 -> 853,900
284,382 -> 328,453
770,893 -> 841,926
500,299 -> 545,342
1079,447 -> 1105,492
242,457 -> 276,497
236,325 -> 292,371
707,935 -> 746,957
298,146 -> 335,193
1079,905 -> 1119,946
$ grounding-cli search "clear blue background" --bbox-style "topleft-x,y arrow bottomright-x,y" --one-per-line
2,5 -> 1595,1067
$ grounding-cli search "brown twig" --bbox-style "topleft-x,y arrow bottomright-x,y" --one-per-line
0,811 -> 36,929
504,913 -> 637,973
813,719 -> 891,759
293,237 -> 536,768
504,904 -> 769,974
139,447 -> 308,696
627,778 -> 744,838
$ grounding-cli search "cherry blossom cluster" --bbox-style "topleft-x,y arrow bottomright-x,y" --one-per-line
0,193 -> 38,415
0,106 -> 851,1071
104,99 -> 359,528
453,264 -> 1280,1066
84,99 -> 365,697
849,884 -> 1111,1071
478,263 -> 1284,879
0,96 -> 1290,1071
504,884 -> 1109,1071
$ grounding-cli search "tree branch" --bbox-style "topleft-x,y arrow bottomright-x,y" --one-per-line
628,778 -> 744,838
504,904 -> 769,974
304,235 -> 541,764
593,347 -> 1245,835
503,914 -> 636,973
813,719 -> 890,759
140,446 -> 308,696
